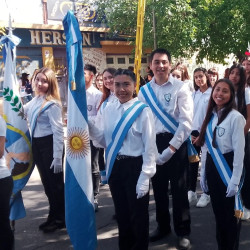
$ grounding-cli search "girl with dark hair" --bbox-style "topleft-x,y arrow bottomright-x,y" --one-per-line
197,78 -> 245,250
89,69 -> 157,250
228,64 -> 250,220
208,68 -> 219,87
188,68 -> 212,208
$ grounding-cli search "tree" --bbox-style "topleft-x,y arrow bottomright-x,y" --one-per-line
96,0 -> 250,63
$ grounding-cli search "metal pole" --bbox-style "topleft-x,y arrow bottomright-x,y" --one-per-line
72,0 -> 77,16
8,14 -> 13,36
152,7 -> 157,50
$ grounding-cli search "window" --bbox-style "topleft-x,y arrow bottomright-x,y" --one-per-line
129,58 -> 134,64
118,57 -> 126,64
106,57 -> 114,64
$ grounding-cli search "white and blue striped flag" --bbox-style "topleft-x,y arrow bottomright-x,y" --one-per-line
0,34 -> 34,220
63,11 -> 97,249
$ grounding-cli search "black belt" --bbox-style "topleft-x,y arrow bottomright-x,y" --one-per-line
157,132 -> 172,137
116,155 -> 137,161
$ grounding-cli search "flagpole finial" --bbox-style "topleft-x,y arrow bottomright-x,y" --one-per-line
7,14 -> 13,36
71,80 -> 76,90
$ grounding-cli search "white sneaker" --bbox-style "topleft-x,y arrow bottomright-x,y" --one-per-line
196,193 -> 210,208
188,191 -> 198,204
241,207 -> 250,220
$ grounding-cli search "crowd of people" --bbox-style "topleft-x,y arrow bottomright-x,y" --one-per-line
0,48 -> 250,250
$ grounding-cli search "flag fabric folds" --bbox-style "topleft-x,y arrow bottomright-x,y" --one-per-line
63,11 -> 97,250
0,34 -> 34,220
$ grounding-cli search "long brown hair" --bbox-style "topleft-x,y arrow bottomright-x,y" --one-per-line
197,78 -> 236,147
98,68 -> 116,110
34,67 -> 61,103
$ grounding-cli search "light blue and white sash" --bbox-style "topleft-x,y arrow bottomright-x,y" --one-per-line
30,101 -> 55,137
205,114 -> 243,218
105,100 -> 147,181
141,83 -> 199,161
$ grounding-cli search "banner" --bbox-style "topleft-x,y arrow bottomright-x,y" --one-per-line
63,11 -> 97,250
0,34 -> 34,220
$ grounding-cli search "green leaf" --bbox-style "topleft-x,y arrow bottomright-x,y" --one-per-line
13,96 -> 19,105
10,102 -> 16,106
12,108 -> 19,112
3,87 -> 9,95
4,96 -> 11,101
18,103 -> 22,109
10,89 -> 13,97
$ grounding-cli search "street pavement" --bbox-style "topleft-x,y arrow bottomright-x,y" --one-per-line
14,167 -> 250,250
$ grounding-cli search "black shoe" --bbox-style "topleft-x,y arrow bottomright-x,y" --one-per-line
42,222 -> 58,233
149,227 -> 171,242
178,236 -> 191,250
94,198 -> 99,212
39,219 -> 54,230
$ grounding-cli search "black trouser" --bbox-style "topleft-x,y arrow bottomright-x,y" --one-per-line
206,152 -> 241,250
0,176 -> 14,250
152,132 -> 191,236
187,130 -> 201,192
98,148 -> 105,172
241,132 -> 250,209
32,135 -> 65,223
90,141 -> 100,197
108,156 -> 149,250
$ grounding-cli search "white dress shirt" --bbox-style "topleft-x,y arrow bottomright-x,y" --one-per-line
245,87 -> 250,105
89,97 -> 157,177
201,109 -> 246,185
138,74 -> 193,150
0,116 -> 11,178
86,84 -> 102,117
192,88 -> 212,132
24,96 -> 64,159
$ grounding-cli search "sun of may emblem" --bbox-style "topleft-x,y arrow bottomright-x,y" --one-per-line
67,127 -> 90,159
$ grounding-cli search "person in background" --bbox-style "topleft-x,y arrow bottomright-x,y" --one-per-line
20,73 -> 32,104
176,63 -> 194,92
95,73 -> 104,92
128,66 -> 146,88
241,56 -> 250,84
145,70 -> 154,83
139,48 -> 193,250
208,68 -> 219,87
24,67 -> 65,233
188,68 -> 212,208
89,69 -> 157,250
84,64 -> 102,212
197,78 -> 245,250
228,64 -> 250,220
171,67 -> 182,80
0,115 -> 14,249
30,69 -> 39,97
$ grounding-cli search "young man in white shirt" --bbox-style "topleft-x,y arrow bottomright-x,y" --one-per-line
138,48 -> 193,250
84,64 -> 102,211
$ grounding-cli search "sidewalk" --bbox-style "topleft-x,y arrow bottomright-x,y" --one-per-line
14,167 -> 250,250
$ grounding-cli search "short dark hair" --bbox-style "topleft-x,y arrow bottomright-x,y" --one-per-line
149,48 -> 171,63
84,64 -> 97,75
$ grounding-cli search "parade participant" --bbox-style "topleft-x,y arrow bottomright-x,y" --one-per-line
176,63 -> 194,92
188,68 -> 212,208
84,64 -> 102,211
0,115 -> 14,249
228,64 -> 250,220
170,68 -> 182,80
242,56 -> 250,83
24,67 -> 65,233
88,69 -> 157,250
208,68 -> 219,87
20,72 -> 32,103
138,48 -> 193,250
197,78 -> 245,250
95,73 -> 104,92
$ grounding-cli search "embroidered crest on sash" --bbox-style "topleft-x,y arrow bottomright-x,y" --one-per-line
164,93 -> 171,104
87,105 -> 92,111
217,127 -> 225,137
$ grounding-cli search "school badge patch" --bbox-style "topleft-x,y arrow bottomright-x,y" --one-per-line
87,105 -> 92,111
217,127 -> 225,137
164,93 -> 171,105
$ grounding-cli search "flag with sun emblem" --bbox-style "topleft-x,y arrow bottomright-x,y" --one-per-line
63,11 -> 97,250
0,34 -> 34,221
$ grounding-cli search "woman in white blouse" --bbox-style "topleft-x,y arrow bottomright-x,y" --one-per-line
24,67 -> 65,233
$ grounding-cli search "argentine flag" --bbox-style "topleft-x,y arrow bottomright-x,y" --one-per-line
0,34 -> 34,220
63,11 -> 97,249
